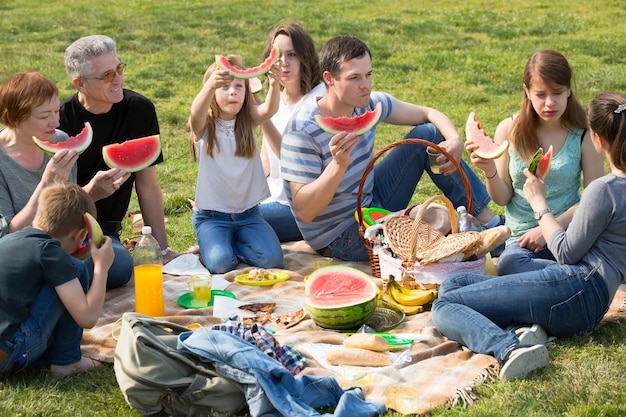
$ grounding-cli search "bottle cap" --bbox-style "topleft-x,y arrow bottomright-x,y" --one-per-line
141,226 -> 152,235
457,205 -> 467,213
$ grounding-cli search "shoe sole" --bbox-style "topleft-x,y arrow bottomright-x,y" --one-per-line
516,324 -> 548,346
499,344 -> 549,381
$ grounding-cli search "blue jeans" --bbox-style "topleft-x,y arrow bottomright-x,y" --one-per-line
192,206 -> 283,273
325,123 -> 493,261
84,232 -> 133,289
178,329 -> 386,417
496,240 -> 556,275
259,201 -> 303,242
431,262 -> 610,362
0,258 -> 89,376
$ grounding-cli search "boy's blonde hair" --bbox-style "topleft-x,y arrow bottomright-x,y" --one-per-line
189,55 -> 256,161
34,183 -> 97,238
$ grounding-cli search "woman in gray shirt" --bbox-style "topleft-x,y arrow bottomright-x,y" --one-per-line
432,91 -> 626,382
0,72 -> 77,237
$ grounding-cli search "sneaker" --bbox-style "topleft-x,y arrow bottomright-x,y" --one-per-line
515,324 -> 548,345
499,344 -> 549,381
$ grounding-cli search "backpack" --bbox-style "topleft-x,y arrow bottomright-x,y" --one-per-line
113,312 -> 247,417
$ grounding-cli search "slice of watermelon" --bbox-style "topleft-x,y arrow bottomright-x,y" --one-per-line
33,122 -> 92,155
528,147 -> 543,175
465,112 -> 508,159
315,102 -> 382,135
535,145 -> 553,179
215,44 -> 280,80
71,212 -> 104,260
102,135 -> 161,173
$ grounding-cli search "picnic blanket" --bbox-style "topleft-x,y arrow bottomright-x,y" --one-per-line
81,241 -> 626,416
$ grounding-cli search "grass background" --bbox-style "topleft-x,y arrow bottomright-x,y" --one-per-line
1,0 -> 626,416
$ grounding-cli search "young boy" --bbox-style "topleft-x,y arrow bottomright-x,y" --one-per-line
0,182 -> 114,378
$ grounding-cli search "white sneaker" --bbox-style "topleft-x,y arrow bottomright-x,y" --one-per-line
499,344 -> 549,381
515,324 -> 548,345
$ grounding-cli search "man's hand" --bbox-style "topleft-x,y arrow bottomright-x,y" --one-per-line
84,168 -> 130,201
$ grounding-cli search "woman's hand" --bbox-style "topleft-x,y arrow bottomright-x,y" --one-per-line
41,149 -> 78,185
522,168 -> 548,210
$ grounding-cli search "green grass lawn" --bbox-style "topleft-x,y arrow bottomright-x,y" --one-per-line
1,0 -> 626,415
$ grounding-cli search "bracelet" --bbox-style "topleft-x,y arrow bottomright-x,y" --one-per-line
160,247 -> 173,256
485,170 -> 498,179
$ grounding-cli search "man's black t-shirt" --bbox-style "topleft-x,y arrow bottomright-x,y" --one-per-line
59,89 -> 164,224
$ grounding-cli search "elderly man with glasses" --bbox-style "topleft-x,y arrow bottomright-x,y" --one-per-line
59,35 -> 176,290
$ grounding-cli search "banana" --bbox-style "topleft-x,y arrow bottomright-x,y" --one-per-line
388,279 -> 437,306
381,289 -> 424,315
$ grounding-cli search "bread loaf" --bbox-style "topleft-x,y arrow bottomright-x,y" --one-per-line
343,333 -> 389,352
326,346 -> 391,367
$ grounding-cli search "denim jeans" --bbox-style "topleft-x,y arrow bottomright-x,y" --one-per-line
83,232 -> 133,289
0,258 -> 89,376
178,329 -> 386,417
496,240 -> 556,275
192,206 -> 283,273
259,201 -> 303,243
325,123 -> 492,260
431,262 -> 610,362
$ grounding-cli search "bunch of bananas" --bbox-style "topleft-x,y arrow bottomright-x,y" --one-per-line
381,277 -> 438,315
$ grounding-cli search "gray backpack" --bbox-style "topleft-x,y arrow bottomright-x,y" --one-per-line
113,312 -> 246,416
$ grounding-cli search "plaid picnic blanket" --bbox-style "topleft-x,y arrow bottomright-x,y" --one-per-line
81,241 -> 626,415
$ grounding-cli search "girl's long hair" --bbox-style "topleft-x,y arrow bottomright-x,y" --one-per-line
509,49 -> 587,161
190,55 -> 255,161
262,21 -> 322,95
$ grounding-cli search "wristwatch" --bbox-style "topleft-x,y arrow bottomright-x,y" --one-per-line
160,247 -> 173,256
534,208 -> 551,221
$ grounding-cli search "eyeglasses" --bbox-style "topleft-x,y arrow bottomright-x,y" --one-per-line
84,62 -> 126,83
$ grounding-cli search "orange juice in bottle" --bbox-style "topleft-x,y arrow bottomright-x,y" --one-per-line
133,226 -> 164,316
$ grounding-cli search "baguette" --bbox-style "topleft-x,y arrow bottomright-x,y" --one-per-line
343,333 -> 389,352
326,346 -> 391,367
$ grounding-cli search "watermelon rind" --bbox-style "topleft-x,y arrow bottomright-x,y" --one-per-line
33,122 -> 92,155
102,135 -> 161,173
305,265 -> 379,330
215,43 -> 280,80
314,102 -> 382,136
71,212 -> 104,260
528,147 -> 543,175
465,112 -> 508,159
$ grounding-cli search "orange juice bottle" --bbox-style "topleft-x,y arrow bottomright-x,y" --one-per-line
133,226 -> 164,316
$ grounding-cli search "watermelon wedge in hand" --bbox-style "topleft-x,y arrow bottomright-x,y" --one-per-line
103,135 -> 161,173
465,112 -> 508,159
528,145 -> 553,179
315,102 -> 382,135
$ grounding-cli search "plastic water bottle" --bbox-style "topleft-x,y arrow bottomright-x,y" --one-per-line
457,206 -> 482,232
133,226 -> 164,316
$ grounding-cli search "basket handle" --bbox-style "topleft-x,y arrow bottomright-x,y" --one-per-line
356,138 -> 473,239
407,194 -> 457,264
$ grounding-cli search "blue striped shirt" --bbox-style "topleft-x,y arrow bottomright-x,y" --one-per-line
281,92 -> 395,249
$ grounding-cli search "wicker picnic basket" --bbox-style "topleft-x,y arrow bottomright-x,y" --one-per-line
356,139 -> 484,286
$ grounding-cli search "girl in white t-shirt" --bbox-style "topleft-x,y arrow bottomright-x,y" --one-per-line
258,22 -> 324,242
189,55 -> 283,273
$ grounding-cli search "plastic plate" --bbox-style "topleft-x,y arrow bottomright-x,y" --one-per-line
177,289 -> 236,309
234,271 -> 291,286
365,300 -> 406,332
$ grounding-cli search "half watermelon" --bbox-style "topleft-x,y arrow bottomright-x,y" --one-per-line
305,265 -> 379,330
465,112 -> 508,159
102,135 -> 161,173
215,44 -> 280,80
33,122 -> 92,155
315,102 -> 382,136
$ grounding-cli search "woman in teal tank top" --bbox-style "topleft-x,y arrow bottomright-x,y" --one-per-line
464,50 -> 604,275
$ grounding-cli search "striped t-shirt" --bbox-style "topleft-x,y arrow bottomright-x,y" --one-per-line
281,92 -> 395,250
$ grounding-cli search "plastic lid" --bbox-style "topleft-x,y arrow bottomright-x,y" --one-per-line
141,226 -> 152,235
